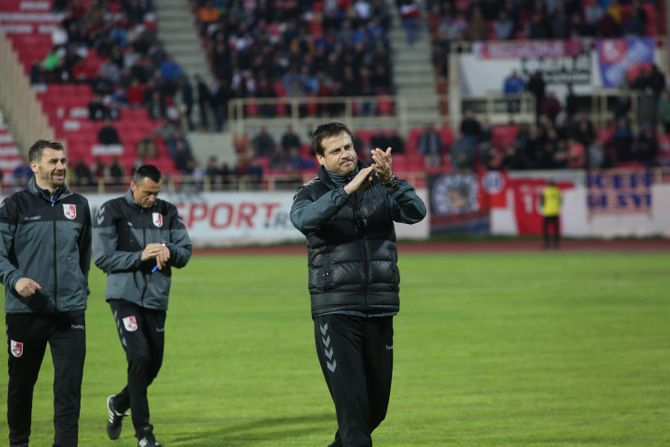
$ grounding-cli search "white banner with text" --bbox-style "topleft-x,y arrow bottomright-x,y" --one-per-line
85,190 -> 431,247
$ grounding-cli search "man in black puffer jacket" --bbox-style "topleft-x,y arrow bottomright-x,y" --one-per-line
291,122 -> 426,446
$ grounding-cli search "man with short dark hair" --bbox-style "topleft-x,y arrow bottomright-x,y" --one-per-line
93,165 -> 192,447
0,139 -> 92,447
290,122 -> 426,446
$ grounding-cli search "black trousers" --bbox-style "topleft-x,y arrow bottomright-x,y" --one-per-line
543,215 -> 560,247
6,312 -> 86,447
314,315 -> 394,447
109,300 -> 166,438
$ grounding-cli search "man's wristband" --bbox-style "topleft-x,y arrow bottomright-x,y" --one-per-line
382,173 -> 398,189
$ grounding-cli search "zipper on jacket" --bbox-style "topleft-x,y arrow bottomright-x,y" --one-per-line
51,194 -> 58,311
140,208 -> 148,307
353,193 -> 369,310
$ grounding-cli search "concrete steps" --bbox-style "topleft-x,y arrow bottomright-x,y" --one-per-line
154,0 -> 211,84
385,0 -> 440,125
188,131 -> 236,166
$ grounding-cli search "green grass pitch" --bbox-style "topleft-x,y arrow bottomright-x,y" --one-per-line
1,251 -> 669,446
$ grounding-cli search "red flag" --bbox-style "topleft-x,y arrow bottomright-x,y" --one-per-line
510,178 -> 573,235
480,171 -> 508,209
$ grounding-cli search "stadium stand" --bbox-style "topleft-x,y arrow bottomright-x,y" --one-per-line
0,0 -> 177,179
191,0 -> 395,116
0,114 -> 24,183
1,0 -> 669,189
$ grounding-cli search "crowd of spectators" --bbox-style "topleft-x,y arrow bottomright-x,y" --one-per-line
14,0 -> 669,187
427,0 -> 662,87
28,0 -> 203,178
192,0 -> 395,124
444,105 -> 664,172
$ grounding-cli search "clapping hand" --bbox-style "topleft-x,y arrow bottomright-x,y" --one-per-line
371,147 -> 393,182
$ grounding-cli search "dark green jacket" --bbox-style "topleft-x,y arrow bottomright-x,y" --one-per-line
0,177 -> 92,313
93,190 -> 191,310
290,163 -> 426,318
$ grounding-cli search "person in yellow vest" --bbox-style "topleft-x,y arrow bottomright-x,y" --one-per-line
540,179 -> 562,248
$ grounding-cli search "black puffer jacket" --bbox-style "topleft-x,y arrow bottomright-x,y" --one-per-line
291,163 -> 426,318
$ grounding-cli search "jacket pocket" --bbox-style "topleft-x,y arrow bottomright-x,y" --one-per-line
309,266 -> 332,292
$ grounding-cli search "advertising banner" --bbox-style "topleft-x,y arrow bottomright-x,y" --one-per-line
460,40 -> 598,96
587,169 -> 653,217
82,190 -> 430,247
472,41 -> 586,59
459,39 -> 661,96
480,170 -> 509,209
508,178 -> 576,236
428,172 -> 489,234
597,38 -> 655,88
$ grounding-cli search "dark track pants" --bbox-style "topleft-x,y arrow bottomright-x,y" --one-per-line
314,315 -> 394,447
109,300 -> 166,438
543,215 -> 560,247
6,312 -> 86,447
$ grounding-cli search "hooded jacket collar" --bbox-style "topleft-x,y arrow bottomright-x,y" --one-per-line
26,175 -> 72,204
124,188 -> 158,211
318,160 -> 368,189
124,188 -> 143,209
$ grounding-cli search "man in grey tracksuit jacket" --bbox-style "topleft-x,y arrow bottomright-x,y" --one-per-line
291,122 -> 426,447
0,140 -> 91,447
93,165 -> 191,447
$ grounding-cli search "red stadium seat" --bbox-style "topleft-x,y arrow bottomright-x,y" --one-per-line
406,128 -> 424,156
355,129 -> 375,149
492,125 -> 519,149
438,126 -> 454,146
245,99 -> 259,118
658,134 -> 670,166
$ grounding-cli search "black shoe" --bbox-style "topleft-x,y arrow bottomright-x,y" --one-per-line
106,395 -> 127,440
137,428 -> 162,447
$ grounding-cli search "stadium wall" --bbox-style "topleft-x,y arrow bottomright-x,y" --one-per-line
489,171 -> 670,238
84,189 -> 431,247
459,39 -> 663,97
2,178 -> 666,247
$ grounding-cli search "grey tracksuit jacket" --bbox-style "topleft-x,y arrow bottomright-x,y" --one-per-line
0,177 -> 92,313
93,190 -> 191,310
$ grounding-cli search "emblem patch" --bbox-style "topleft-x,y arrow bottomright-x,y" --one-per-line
10,340 -> 23,358
123,316 -> 138,332
152,213 -> 163,228
63,204 -> 77,220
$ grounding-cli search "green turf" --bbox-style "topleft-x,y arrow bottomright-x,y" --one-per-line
1,252 -> 669,446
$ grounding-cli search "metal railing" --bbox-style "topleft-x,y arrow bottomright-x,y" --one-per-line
0,170 -> 428,195
227,95 -> 420,136
458,92 -> 536,125
2,167 -> 668,196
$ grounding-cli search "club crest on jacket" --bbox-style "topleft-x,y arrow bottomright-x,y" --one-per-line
63,204 -> 77,220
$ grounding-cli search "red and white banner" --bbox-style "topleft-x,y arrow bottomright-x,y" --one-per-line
488,170 -> 670,238
507,178 -> 574,235
479,171 -> 508,209
472,40 -> 586,59
459,41 -> 663,96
